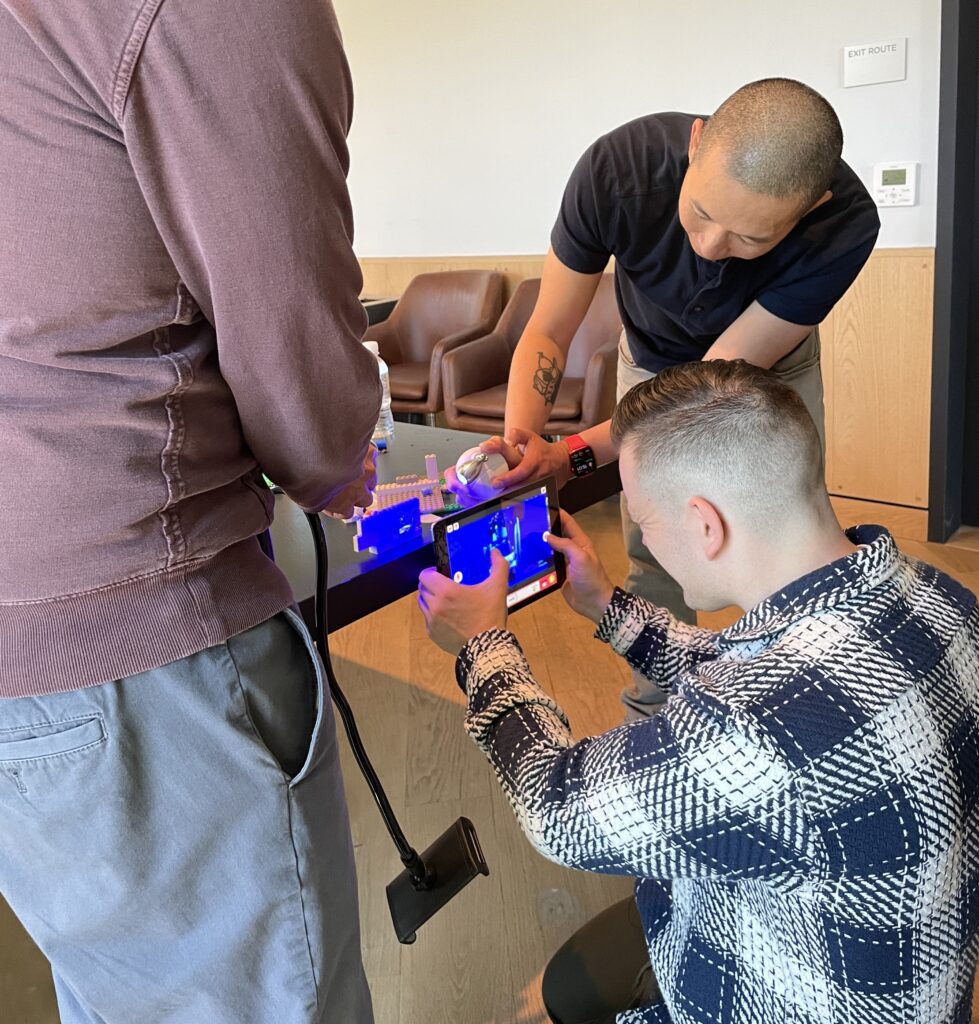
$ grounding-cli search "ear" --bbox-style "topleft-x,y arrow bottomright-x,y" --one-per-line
804,190 -> 833,215
688,496 -> 726,560
688,118 -> 706,163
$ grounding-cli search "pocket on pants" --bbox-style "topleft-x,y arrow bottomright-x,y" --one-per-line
771,328 -> 821,383
618,329 -> 637,368
228,610 -> 336,789
279,609 -> 332,788
228,609 -> 334,785
616,330 -> 655,403
0,716 -> 105,762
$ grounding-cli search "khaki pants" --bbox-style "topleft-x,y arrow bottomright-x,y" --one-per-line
615,330 -> 825,719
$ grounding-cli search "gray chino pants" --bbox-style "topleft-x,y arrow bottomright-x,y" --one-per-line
615,329 -> 825,719
0,610 -> 372,1024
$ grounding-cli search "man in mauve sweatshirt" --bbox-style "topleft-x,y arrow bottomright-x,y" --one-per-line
0,1 -> 380,1021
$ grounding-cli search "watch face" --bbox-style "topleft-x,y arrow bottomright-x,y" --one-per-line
570,446 -> 596,476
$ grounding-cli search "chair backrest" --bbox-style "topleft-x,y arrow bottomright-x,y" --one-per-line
498,278 -> 541,352
389,271 -> 504,363
564,275 -> 621,377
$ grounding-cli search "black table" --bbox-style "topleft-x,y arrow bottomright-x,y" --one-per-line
269,423 -> 621,632
361,297 -> 397,325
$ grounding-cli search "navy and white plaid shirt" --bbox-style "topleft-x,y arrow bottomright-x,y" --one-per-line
457,526 -> 979,1023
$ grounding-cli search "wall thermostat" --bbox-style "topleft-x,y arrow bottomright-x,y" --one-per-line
872,161 -> 918,207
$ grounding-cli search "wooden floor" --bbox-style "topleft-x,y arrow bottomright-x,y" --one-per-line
3,498 -> 979,1023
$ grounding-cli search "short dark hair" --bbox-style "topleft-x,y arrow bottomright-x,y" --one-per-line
699,78 -> 843,209
611,360 -> 825,520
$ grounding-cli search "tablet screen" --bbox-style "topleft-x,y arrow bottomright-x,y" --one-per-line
440,482 -> 562,609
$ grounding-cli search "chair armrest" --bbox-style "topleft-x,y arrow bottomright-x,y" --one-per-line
442,332 -> 512,410
427,322 -> 499,410
363,318 -> 400,365
579,340 -> 619,429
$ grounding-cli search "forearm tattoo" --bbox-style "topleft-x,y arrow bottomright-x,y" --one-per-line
533,352 -> 563,406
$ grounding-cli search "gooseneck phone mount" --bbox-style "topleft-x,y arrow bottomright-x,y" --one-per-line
302,512 -> 489,943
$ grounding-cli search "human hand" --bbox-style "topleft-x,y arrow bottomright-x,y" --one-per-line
545,510 -> 614,624
418,549 -> 510,655
323,444 -> 378,518
490,427 -> 571,491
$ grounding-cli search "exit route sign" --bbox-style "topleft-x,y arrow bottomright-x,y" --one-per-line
843,38 -> 907,88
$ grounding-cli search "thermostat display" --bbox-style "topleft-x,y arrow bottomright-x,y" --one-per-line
873,161 -> 918,207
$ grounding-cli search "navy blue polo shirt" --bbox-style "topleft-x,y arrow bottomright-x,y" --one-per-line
551,112 -> 881,373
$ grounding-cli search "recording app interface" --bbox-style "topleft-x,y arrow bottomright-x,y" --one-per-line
444,487 -> 559,608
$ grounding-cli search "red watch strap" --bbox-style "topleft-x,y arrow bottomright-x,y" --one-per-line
565,434 -> 588,454
564,434 -> 596,477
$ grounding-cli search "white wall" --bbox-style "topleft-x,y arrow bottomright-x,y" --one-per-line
335,0 -> 941,256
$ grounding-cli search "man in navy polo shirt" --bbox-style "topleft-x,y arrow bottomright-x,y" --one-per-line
467,78 -> 881,720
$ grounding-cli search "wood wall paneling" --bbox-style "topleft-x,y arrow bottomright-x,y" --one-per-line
360,255 -> 547,305
821,248 -> 934,509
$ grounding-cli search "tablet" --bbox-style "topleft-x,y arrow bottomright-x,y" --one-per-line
432,478 -> 565,612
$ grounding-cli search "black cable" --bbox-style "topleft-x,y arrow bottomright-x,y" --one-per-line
305,512 -> 429,885
262,487 -> 490,943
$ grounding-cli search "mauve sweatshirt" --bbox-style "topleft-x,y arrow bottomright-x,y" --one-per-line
0,0 -> 381,697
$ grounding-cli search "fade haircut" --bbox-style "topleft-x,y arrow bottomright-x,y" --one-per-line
699,78 -> 843,209
611,360 -> 826,526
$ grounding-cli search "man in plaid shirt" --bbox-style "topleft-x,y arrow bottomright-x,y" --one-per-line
419,360 -> 979,1024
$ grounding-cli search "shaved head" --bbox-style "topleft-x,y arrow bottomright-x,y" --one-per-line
698,78 -> 843,209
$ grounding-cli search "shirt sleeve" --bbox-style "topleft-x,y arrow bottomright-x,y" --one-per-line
457,629 -> 813,881
549,140 -> 617,275
119,0 -> 380,512
755,193 -> 881,327
595,587 -> 719,691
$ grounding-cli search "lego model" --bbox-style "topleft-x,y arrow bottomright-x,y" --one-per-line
351,452 -> 470,554
354,498 -> 423,554
354,452 -> 446,518
369,476 -> 445,514
351,453 -> 446,554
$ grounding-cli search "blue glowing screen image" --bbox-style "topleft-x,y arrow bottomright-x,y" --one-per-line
444,488 -> 554,589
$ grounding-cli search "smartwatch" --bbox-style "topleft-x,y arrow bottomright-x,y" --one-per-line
564,434 -> 597,477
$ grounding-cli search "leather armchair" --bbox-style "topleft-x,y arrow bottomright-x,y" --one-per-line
443,274 -> 621,436
364,270 -> 504,419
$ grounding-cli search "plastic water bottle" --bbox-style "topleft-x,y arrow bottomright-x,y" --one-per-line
364,340 -> 395,444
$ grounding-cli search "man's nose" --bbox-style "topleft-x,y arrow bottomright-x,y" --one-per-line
697,229 -> 729,261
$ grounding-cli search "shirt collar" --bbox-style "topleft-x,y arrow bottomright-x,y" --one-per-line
718,526 -> 900,646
